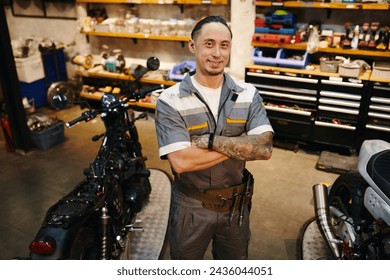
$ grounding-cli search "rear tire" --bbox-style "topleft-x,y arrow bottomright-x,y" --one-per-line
328,171 -> 368,224
69,227 -> 98,260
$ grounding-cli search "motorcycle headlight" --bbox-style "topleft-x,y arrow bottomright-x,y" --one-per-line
101,93 -> 119,107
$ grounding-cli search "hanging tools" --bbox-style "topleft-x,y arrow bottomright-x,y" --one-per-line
238,171 -> 254,227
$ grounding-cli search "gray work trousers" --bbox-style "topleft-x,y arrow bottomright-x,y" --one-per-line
168,186 -> 251,260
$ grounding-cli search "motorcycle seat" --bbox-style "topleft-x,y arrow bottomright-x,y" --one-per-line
367,149 -> 390,199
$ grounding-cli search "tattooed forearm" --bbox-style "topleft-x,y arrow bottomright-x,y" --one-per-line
191,134 -> 209,149
191,132 -> 273,161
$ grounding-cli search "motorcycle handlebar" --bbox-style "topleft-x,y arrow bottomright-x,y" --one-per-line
66,83 -> 160,128
138,84 -> 164,98
66,111 -> 97,128
66,58 -> 163,128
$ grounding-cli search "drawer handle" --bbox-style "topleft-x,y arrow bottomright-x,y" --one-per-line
366,124 -> 390,132
318,105 -> 359,115
322,79 -> 363,88
315,121 -> 356,130
368,112 -> 390,120
247,72 -> 318,84
259,90 -> 316,102
265,106 -> 312,116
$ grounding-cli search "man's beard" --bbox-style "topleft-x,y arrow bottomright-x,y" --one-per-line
206,68 -> 224,76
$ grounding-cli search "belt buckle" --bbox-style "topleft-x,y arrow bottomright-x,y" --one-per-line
216,193 -> 230,201
201,192 -> 230,212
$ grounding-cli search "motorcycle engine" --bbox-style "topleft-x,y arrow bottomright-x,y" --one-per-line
122,177 -> 149,213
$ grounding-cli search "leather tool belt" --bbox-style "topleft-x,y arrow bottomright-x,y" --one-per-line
175,169 -> 254,214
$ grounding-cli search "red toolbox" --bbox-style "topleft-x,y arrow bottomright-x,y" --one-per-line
252,33 -> 293,44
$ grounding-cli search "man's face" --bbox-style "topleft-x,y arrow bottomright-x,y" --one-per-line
189,22 -> 232,77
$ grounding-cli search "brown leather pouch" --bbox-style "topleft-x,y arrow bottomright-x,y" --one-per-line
202,184 -> 246,212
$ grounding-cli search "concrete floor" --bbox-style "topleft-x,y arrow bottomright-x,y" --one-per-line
0,105 -> 341,260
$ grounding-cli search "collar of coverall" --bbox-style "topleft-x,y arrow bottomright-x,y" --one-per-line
178,71 -> 244,99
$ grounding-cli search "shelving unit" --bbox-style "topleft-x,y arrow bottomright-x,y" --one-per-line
76,69 -> 176,109
81,30 -> 189,42
252,42 -> 390,59
77,0 -> 228,4
75,69 -> 176,86
75,0 -> 229,107
253,1 -> 390,60
255,1 -> 390,10
247,1 -> 390,151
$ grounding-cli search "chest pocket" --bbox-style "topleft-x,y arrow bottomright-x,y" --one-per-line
187,120 -> 210,136
223,117 -> 247,136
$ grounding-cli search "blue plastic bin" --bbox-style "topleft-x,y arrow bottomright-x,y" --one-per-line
278,49 -> 309,69
252,48 -> 309,69
169,61 -> 196,81
19,78 -> 47,108
252,48 -> 282,66
30,121 -> 65,151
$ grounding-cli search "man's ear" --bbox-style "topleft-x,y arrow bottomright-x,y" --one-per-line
188,39 -> 195,54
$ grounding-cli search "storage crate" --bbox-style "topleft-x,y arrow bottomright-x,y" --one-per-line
264,12 -> 295,26
278,49 -> 309,69
252,48 -> 308,69
252,48 -> 282,66
255,26 -> 296,35
371,61 -> 390,80
338,63 -> 363,78
15,54 -> 45,83
252,33 -> 293,44
169,60 -> 196,81
320,57 -> 343,73
254,18 -> 265,27
30,121 -> 65,151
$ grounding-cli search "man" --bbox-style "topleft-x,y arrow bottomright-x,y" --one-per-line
155,16 -> 274,260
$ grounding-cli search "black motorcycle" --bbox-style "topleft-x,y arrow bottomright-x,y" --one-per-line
299,139 -> 390,260
29,57 -> 163,260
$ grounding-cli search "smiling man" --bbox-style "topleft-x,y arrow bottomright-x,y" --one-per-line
155,16 -> 274,260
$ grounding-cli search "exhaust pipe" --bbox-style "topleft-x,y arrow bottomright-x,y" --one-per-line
313,183 -> 341,259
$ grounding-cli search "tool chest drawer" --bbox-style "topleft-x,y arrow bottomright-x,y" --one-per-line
246,69 -> 318,141
364,83 -> 390,142
245,66 -> 374,151
313,79 -> 365,148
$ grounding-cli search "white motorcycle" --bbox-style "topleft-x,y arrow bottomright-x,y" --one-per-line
299,139 -> 390,260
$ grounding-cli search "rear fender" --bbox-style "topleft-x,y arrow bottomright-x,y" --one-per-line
29,223 -> 87,260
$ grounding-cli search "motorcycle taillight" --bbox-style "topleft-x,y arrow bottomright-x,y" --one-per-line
29,240 -> 55,255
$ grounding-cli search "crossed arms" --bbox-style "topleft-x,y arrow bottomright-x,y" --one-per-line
167,131 -> 273,174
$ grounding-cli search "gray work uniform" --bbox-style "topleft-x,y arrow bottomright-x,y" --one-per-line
155,72 -> 273,259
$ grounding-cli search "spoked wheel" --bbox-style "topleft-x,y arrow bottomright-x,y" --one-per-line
69,227 -> 98,259
328,171 -> 367,221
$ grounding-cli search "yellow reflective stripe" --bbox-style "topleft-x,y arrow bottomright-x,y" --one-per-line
226,118 -> 246,124
187,121 -> 209,131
